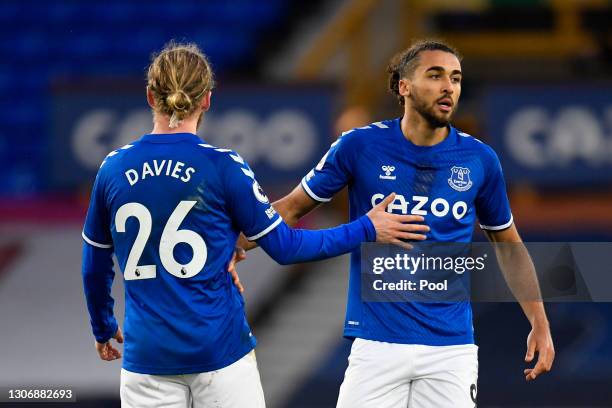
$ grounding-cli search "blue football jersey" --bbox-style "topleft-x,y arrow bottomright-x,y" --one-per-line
82,132 -> 282,374
301,118 -> 513,345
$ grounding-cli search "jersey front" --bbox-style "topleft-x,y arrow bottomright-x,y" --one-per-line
82,133 -> 282,374
301,118 -> 512,345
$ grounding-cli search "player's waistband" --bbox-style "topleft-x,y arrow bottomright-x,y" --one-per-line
343,327 -> 474,346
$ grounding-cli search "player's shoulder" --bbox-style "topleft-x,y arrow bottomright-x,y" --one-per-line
98,141 -> 139,172
337,119 -> 396,146
455,128 -> 499,161
195,142 -> 246,166
196,142 -> 254,179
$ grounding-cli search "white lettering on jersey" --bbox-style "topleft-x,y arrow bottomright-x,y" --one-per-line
153,159 -> 166,175
181,167 -> 195,183
411,195 -> 428,215
125,169 -> 138,186
430,198 -> 450,217
125,160 -> 196,186
265,207 -> 277,219
171,161 -> 185,179
453,201 -> 468,219
142,162 -> 154,179
370,193 -> 468,221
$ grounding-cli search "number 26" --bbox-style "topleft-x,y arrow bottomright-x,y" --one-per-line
115,201 -> 207,280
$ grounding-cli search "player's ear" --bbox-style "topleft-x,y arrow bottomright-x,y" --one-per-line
146,87 -> 156,109
201,91 -> 212,112
398,78 -> 411,98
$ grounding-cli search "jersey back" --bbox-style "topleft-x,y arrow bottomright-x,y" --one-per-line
83,132 -> 281,374
302,119 -> 512,345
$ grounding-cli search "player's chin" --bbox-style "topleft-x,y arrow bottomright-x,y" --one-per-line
430,111 -> 452,127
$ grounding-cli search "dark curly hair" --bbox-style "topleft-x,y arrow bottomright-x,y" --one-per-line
387,40 -> 461,106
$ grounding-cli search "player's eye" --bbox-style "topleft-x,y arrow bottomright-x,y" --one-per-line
451,77 -> 462,83
430,74 -> 440,79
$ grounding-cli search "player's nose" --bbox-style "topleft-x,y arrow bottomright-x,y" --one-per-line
440,77 -> 454,94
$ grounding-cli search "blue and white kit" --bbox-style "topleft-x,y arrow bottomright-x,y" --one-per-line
302,118 -> 513,346
82,132 -> 376,375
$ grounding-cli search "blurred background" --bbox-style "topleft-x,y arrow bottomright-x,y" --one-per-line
1,0 -> 612,407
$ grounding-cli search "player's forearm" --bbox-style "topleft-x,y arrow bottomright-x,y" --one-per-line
236,196 -> 297,251
519,300 -> 549,327
485,226 -> 549,325
493,242 -> 540,299
493,243 -> 548,325
257,216 -> 375,265
82,243 -> 118,343
273,188 -> 316,226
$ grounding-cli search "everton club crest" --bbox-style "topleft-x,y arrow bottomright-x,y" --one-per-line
448,166 -> 473,192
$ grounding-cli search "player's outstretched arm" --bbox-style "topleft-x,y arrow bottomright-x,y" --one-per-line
228,186 -> 429,289
255,193 -> 428,265
228,185 -> 323,291
484,225 -> 555,382
224,154 -> 427,282
235,185 -> 320,252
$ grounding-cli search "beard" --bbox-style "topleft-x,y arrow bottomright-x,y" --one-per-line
408,89 -> 456,128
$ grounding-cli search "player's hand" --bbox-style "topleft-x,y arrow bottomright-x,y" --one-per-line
366,193 -> 429,249
524,320 -> 555,381
228,247 -> 246,293
95,327 -> 124,361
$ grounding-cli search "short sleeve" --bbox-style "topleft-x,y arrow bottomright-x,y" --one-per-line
82,169 -> 113,248
301,132 -> 355,202
222,153 -> 282,241
475,148 -> 513,231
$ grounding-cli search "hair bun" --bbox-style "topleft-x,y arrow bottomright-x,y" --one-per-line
166,90 -> 192,113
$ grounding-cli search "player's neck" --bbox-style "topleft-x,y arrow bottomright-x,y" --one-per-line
151,115 -> 198,135
400,111 -> 449,147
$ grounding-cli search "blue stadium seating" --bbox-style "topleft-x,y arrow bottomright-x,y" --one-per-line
0,0 -> 287,195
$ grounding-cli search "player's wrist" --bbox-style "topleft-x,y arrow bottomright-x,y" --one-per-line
358,215 -> 376,242
529,313 -> 549,328
93,319 -> 118,344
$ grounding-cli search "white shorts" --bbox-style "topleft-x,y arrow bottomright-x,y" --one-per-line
120,350 -> 265,408
336,339 -> 478,408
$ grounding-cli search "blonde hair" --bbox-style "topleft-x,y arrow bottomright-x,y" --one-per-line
147,41 -> 215,128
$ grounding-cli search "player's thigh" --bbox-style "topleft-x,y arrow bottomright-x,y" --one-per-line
120,368 -> 190,408
336,338 -> 411,408
189,350 -> 265,408
408,345 -> 478,408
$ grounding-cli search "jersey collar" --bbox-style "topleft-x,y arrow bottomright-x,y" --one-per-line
393,118 -> 457,153
139,133 -> 203,144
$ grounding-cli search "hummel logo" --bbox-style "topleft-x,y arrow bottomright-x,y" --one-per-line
379,165 -> 396,180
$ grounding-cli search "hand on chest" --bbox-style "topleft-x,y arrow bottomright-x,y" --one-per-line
361,159 -> 481,223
